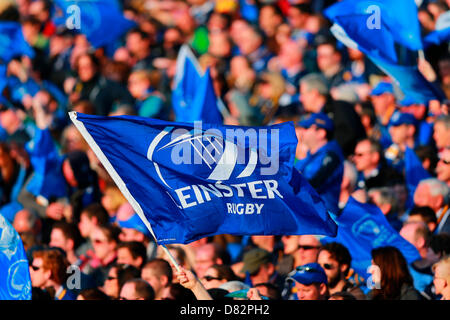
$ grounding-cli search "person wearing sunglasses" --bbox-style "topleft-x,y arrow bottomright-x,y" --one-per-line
29,248 -> 77,300
436,148 -> 450,187
201,264 -> 238,290
317,242 -> 366,300
287,262 -> 329,300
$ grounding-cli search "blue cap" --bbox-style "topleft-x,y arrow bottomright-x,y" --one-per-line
389,111 -> 416,127
288,263 -> 328,285
371,81 -> 394,96
117,213 -> 152,238
297,113 -> 334,132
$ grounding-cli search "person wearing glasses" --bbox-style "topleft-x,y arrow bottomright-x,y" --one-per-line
286,263 -> 329,300
29,248 -> 77,300
317,242 -> 366,300
436,147 -> 450,187
200,264 -> 238,290
432,255 -> 450,300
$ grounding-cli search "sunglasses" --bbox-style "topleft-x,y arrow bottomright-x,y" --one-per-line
439,158 -> 450,165
93,239 -> 108,244
298,245 -> 321,251
322,263 -> 335,270
295,265 -> 320,273
31,265 -> 42,271
203,276 -> 222,282
106,276 -> 117,281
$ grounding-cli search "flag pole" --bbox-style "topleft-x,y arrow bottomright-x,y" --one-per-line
418,49 -> 425,61
69,111 -> 182,273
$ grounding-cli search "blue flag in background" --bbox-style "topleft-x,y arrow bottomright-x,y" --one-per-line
322,197 -> 421,280
25,128 -> 67,201
325,1 -> 445,103
53,0 -> 136,48
70,112 -> 337,245
0,22 -> 35,63
172,45 -> 223,124
0,213 -> 32,300
404,147 -> 431,209
423,11 -> 450,48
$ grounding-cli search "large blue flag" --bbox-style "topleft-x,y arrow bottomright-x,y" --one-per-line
172,45 -> 223,124
70,112 -> 337,244
322,197 -> 421,280
52,0 -> 136,48
0,213 -> 32,300
0,22 -> 35,63
423,11 -> 450,48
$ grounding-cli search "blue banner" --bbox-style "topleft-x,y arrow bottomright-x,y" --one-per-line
53,0 -> 136,48
70,112 -> 337,244
0,213 -> 32,300
0,22 -> 35,63
172,45 -> 223,124
322,197 -> 421,279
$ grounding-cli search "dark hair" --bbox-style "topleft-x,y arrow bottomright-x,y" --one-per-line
143,258 -> 173,284
81,203 -> 110,226
370,246 -> 414,300
163,283 -> 196,301
320,242 -> 352,274
209,264 -> 238,282
330,291 -> 357,300
409,206 -> 438,225
52,221 -> 82,249
116,264 -> 141,291
117,241 -> 147,268
415,145 -> 438,174
254,282 -> 282,300
429,233 -> 450,257
78,288 -> 110,300
123,279 -> 155,300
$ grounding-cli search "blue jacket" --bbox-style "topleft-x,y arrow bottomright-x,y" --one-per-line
295,140 -> 344,215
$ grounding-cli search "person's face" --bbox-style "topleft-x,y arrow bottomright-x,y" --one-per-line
77,55 -> 96,82
413,184 -> 432,209
436,149 -> 450,184
301,125 -> 321,151
295,282 -> 323,300
371,94 -> 393,117
201,267 -> 225,290
195,247 -> 215,279
353,140 -> 377,172
399,224 -> 419,249
141,268 -> 164,298
119,228 -> 143,242
117,247 -> 140,268
389,124 -> 409,145
299,83 -> 321,112
259,6 -> 281,36
282,235 -> 300,255
91,228 -> 115,261
103,267 -> 119,298
317,251 -> 342,288
287,7 -> 307,29
127,74 -> 149,99
78,213 -> 93,238
317,44 -> 340,72
49,228 -> 70,252
433,122 -> 450,149
297,236 -> 321,265
433,265 -> 447,296
64,127 -> 84,153
29,257 -> 50,288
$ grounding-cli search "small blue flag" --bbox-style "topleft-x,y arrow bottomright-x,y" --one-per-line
70,112 -> 338,245
53,0 -> 136,48
322,197 -> 421,280
0,22 -> 35,63
25,128 -> 68,201
172,45 -> 223,124
0,213 -> 32,300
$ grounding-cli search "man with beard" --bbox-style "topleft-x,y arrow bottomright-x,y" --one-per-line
317,242 -> 366,300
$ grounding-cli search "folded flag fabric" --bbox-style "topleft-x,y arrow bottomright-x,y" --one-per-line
70,112 -> 337,244
0,213 -> 32,300
0,22 -> 35,63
